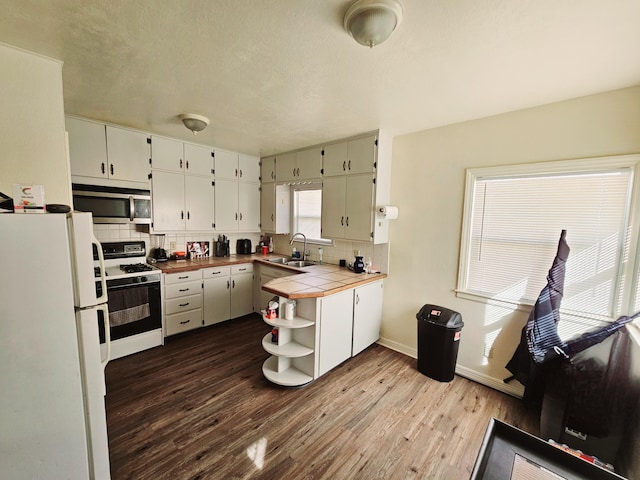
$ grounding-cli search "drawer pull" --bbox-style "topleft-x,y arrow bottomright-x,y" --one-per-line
179,320 -> 190,325
178,276 -> 189,279
179,302 -> 190,307
211,271 -> 221,275
238,268 -> 247,271
179,288 -> 190,292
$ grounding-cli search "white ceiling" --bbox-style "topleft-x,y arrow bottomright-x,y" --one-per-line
1,1 -> 639,157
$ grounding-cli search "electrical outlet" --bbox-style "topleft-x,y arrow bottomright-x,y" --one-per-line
170,241 -> 176,250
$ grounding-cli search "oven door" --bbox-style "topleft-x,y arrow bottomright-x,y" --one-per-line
99,280 -> 161,344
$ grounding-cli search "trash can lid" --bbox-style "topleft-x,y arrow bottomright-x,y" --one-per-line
416,304 -> 464,328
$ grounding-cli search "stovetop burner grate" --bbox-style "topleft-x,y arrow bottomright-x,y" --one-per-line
119,263 -> 154,274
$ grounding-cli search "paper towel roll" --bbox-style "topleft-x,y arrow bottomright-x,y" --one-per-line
378,206 -> 399,220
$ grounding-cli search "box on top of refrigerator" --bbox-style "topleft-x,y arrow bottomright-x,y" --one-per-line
12,184 -> 45,213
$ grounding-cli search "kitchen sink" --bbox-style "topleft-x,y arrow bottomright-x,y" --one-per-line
286,260 -> 315,267
267,257 -> 287,264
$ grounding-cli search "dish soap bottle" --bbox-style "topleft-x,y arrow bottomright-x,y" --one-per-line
268,236 -> 274,253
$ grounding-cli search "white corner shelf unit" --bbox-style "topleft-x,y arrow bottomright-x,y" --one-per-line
261,299 -> 316,387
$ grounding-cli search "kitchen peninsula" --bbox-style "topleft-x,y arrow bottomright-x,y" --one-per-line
155,255 -> 386,386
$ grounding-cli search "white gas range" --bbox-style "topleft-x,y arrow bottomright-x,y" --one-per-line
96,241 -> 163,360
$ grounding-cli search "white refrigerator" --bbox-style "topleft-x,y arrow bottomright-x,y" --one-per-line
0,212 -> 111,479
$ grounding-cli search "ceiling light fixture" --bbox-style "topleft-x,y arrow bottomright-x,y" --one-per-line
179,113 -> 209,134
344,0 -> 404,48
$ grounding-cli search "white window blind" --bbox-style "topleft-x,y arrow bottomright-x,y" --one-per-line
292,185 -> 331,245
459,156 -> 639,322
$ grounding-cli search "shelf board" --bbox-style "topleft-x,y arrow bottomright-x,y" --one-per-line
261,333 -> 314,358
262,313 -> 314,329
262,356 -> 313,387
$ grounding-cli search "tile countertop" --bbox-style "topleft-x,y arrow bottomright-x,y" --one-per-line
153,254 -> 386,299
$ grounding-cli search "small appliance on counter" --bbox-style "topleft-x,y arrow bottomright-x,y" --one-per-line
236,238 -> 252,255
148,234 -> 168,263
215,234 -> 230,257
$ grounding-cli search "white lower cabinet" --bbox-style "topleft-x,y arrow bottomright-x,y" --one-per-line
203,266 -> 231,326
230,264 -> 254,318
164,272 -> 203,336
261,279 -> 384,386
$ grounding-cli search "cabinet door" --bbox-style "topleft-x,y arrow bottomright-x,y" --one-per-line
203,276 -> 231,325
261,156 -> 276,183
230,272 -> 253,318
296,147 -> 323,181
322,142 -> 348,177
184,143 -> 213,176
352,281 -> 383,356
214,149 -> 239,179
318,289 -> 353,376
347,136 -> 376,175
321,176 -> 346,239
151,170 -> 185,231
239,182 -> 260,232
151,135 -> 183,172
345,174 -> 375,242
275,152 -> 297,183
66,117 -> 108,179
214,178 -> 239,231
106,126 -> 150,183
238,154 -> 260,183
260,182 -> 276,233
185,175 -> 214,231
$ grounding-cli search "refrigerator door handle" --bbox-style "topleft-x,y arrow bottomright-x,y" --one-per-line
98,303 -> 111,369
92,232 -> 108,305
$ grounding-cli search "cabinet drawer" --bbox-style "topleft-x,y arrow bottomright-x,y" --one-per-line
165,280 -> 201,299
202,266 -> 231,278
165,309 -> 202,336
165,293 -> 202,315
165,271 -> 200,284
231,263 -> 253,275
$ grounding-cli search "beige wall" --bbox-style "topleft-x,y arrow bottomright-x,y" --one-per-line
381,85 -> 640,394
0,43 -> 70,206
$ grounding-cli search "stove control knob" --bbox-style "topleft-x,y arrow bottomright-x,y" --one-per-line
140,276 -> 147,283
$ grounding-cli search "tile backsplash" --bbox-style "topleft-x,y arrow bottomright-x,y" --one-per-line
92,224 -> 261,255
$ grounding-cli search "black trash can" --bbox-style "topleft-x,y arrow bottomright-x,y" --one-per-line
416,304 -> 464,382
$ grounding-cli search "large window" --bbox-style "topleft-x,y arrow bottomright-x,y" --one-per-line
292,184 -> 332,245
457,155 -> 640,325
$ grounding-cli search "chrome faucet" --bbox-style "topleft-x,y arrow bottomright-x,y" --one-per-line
290,232 -> 307,261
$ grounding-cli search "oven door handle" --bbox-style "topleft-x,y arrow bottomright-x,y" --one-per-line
129,195 -> 135,222
98,303 -> 111,369
93,233 -> 108,305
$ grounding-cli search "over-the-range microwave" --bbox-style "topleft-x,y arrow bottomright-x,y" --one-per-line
72,184 -> 151,224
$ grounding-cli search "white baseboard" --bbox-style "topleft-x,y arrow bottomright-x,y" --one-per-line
377,337 -> 524,399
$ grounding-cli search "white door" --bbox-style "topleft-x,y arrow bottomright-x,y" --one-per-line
151,135 -> 183,172
231,272 -> 253,318
322,141 -> 348,177
203,276 -> 231,325
106,126 -> 150,183
185,175 -> 214,231
347,135 -> 376,175
66,117 -> 108,179
238,154 -> 261,183
260,183 -> 276,233
214,149 -> 239,179
275,152 -> 297,183
321,176 -> 346,239
239,182 -> 260,232
352,281 -> 383,356
318,289 -> 353,376
214,178 -> 239,231
184,143 -> 213,176
152,170 -> 185,231
345,173 -> 374,242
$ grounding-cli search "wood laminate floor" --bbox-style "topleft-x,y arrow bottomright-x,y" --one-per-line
105,314 -> 538,479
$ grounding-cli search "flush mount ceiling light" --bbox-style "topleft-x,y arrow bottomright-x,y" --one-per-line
179,113 -> 209,134
344,0 -> 404,48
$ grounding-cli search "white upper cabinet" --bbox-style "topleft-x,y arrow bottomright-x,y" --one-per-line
214,150 -> 239,180
275,148 -> 322,183
67,117 -> 150,184
323,136 -> 376,177
150,135 -> 184,172
275,152 -> 297,183
66,117 -> 108,179
184,143 -> 214,176
238,154 -> 261,183
105,126 -> 151,183
261,156 -> 276,183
